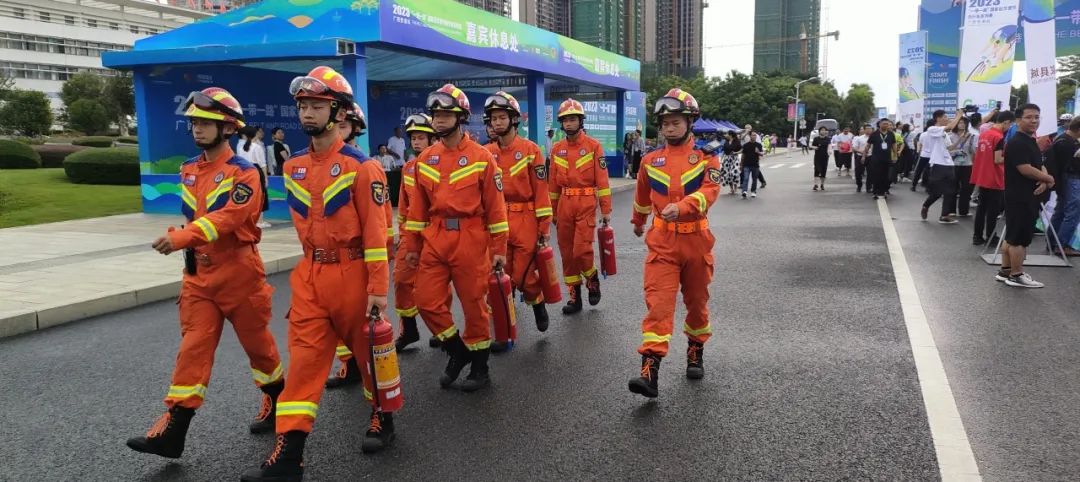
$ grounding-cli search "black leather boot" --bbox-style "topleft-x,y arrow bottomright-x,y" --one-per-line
240,431 -> 306,482
628,354 -> 661,398
361,410 -> 395,454
460,348 -> 491,392
250,380 -> 284,434
126,406 -> 195,459
438,335 -> 471,388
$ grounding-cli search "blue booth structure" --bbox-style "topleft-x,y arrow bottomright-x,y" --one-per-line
102,0 -> 643,219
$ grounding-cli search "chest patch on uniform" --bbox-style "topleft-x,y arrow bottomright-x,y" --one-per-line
183,174 -> 196,186
579,148 -> 586,156
689,154 -> 699,165
558,150 -> 567,155
231,183 -> 254,205
407,166 -> 415,174
652,157 -> 666,167
513,151 -> 522,160
494,171 -> 504,191
534,165 -> 547,180
599,158 -> 607,169
330,163 -> 342,177
214,172 -> 224,183
708,167 -> 722,184
372,181 -> 387,205
291,167 -> 307,179
458,156 -> 468,167
427,155 -> 440,165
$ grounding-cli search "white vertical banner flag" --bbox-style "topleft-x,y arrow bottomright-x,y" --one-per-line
1021,0 -> 1057,137
899,31 -> 927,130
957,0 -> 1021,114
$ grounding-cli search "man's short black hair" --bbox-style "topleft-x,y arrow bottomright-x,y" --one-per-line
1068,117 -> 1080,132
932,109 -> 948,122
270,127 -> 283,136
995,111 -> 1016,123
1016,103 -> 1040,117
877,118 -> 891,127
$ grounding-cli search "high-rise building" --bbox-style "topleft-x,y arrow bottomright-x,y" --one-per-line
518,0 -> 570,37
622,0 -> 645,61
570,0 -> 624,55
457,0 -> 513,17
0,0 -> 205,114
655,0 -> 705,77
752,0 -> 820,74
642,0 -> 656,63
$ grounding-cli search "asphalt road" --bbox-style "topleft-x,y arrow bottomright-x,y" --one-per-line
1,150 -> 1077,481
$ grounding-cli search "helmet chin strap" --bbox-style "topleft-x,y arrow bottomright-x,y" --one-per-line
435,116 -> 462,138
195,121 -> 227,150
662,116 -> 693,146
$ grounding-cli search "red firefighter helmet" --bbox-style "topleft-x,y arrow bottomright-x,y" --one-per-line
183,87 -> 246,128
426,83 -> 471,121
483,91 -> 522,124
653,88 -> 701,123
290,66 -> 354,104
557,98 -> 586,121
345,102 -> 367,134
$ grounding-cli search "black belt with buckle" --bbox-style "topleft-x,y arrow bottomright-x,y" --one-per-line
311,247 -> 362,264
444,218 -> 460,231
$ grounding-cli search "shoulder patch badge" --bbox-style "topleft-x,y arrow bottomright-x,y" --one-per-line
534,165 -> 547,180
652,157 -> 666,167
558,150 -> 567,156
214,172 -> 224,183
427,155 -> 440,165
599,158 -> 607,169
183,174 -> 196,186
494,171 -> 504,192
689,154 -> 699,165
707,167 -> 722,184
371,181 -> 387,205
330,163 -> 342,177
231,183 -> 254,205
291,167 -> 307,180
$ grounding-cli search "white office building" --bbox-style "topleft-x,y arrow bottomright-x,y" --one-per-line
0,0 -> 212,115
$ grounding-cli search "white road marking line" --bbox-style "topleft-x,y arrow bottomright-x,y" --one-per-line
768,164 -> 786,169
877,199 -> 982,482
790,163 -> 806,168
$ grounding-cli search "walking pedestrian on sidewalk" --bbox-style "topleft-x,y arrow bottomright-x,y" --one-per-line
949,117 -> 976,217
920,110 -> 964,223
971,111 -> 1013,245
1047,117 -> 1080,256
720,130 -> 741,195
128,87 -> 284,460
740,133 -> 764,198
998,103 -> 1056,288
852,125 -> 871,193
868,119 -> 897,200
812,127 -> 831,191
911,129 -> 931,191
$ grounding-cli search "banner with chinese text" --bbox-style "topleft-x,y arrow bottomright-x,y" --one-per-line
1022,0 -> 1058,136
957,0 -> 1021,115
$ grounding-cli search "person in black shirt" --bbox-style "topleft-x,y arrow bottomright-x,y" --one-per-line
811,127 -> 831,191
867,119 -> 896,199
999,104 -> 1056,288
720,130 -> 742,194
270,127 -> 290,176
1047,117 -> 1080,256
740,135 -> 764,198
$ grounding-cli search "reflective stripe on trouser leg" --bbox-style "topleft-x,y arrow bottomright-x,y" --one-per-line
224,282 -> 284,387
574,208 -> 597,279
393,245 -> 418,318
448,228 -> 493,351
509,211 -> 543,303
275,315 -> 338,433
335,342 -> 353,362
638,252 -> 680,357
679,241 -> 714,345
414,240 -> 459,342
166,291 -> 226,409
556,206 -> 580,284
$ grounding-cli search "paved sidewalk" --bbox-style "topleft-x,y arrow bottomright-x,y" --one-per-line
0,178 -> 634,338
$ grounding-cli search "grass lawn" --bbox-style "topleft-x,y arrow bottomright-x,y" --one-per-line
0,168 -> 140,228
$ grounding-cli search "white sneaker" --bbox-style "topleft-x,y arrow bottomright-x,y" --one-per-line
1004,272 -> 1044,288
741,191 -> 747,198
257,221 -> 272,229
750,192 -> 757,198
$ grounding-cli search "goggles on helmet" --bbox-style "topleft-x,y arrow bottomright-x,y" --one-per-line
427,92 -> 461,111
405,114 -> 435,134
653,97 -> 692,117
289,76 -> 344,100
184,91 -> 244,122
484,95 -> 515,111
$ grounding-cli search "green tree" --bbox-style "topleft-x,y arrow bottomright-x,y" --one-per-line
0,69 -> 14,101
840,83 -> 876,129
0,90 -> 54,136
800,82 -> 843,128
101,74 -> 134,136
1011,84 -> 1028,109
67,98 -> 110,135
60,72 -> 105,111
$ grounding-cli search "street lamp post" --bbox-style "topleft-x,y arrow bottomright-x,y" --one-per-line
793,77 -> 819,142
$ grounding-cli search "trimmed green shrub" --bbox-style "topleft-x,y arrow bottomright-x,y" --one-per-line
63,147 -> 139,184
116,136 -> 138,144
13,136 -> 46,145
71,136 -> 116,148
32,144 -> 88,168
0,139 -> 42,169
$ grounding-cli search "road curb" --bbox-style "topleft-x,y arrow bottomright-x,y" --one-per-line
0,185 -> 634,340
0,254 -> 302,339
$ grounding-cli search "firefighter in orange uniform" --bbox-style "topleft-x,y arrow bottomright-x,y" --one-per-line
483,91 -> 553,349
325,102 -> 396,389
242,67 -> 396,482
392,113 -> 447,351
548,98 -> 612,314
403,84 -> 508,392
628,89 -> 720,399
127,87 -> 284,459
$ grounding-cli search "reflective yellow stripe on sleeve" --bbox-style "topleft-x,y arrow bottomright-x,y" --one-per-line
404,220 -> 429,232
688,191 -> 707,212
488,221 -> 509,234
364,248 -> 389,262
535,207 -> 553,218
634,202 -> 652,214
335,345 -> 353,357
597,188 -> 611,197
192,217 -> 219,242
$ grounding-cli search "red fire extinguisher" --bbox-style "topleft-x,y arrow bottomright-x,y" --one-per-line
360,307 -> 403,413
489,267 -> 516,349
535,241 -> 562,304
598,220 -> 617,277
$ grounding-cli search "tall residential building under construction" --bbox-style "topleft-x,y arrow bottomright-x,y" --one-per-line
752,0 -> 821,74
457,0 -> 514,17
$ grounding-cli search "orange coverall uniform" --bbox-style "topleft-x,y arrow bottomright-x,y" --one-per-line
486,135 -> 552,304
164,147 -> 282,409
403,133 -> 508,351
278,139 -> 394,433
548,133 -> 611,286
630,141 -> 720,357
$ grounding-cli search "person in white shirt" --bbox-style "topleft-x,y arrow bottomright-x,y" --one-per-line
375,144 -> 396,172
387,126 -> 406,162
920,109 -> 965,224
237,126 -> 272,228
852,125 -> 871,192
834,127 -> 855,175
